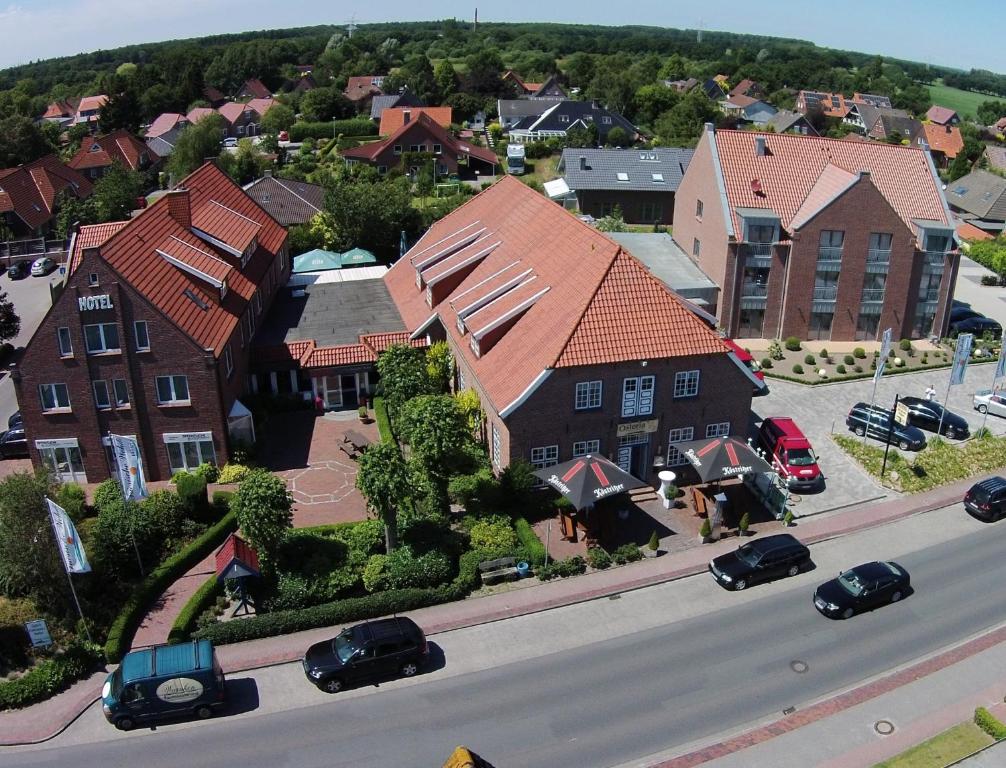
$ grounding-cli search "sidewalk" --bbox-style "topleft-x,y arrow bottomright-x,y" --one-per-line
0,472 -> 990,748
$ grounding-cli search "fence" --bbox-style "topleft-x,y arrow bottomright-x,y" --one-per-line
0,237 -> 68,264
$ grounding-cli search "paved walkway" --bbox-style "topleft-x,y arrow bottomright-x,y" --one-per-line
130,553 -> 215,650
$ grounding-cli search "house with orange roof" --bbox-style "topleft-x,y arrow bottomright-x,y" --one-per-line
728,79 -> 764,99
40,98 -> 80,126
379,106 -> 453,136
795,90 -> 850,119
0,155 -> 93,237
74,95 -> 108,127
11,162 -> 290,482
344,75 -> 385,109
67,129 -> 160,180
672,125 -> 958,341
913,122 -> 964,167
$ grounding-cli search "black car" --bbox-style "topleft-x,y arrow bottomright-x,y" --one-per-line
964,476 -> 1006,522
303,617 -> 428,693
898,396 -> 970,439
846,402 -> 927,451
0,427 -> 27,459
7,411 -> 20,429
813,561 -> 910,619
6,260 -> 30,280
709,533 -> 811,591
950,316 -> 1002,339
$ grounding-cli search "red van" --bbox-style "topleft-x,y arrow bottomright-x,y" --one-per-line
758,417 -> 822,490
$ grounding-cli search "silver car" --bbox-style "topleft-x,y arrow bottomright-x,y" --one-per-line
974,389 -> 1006,419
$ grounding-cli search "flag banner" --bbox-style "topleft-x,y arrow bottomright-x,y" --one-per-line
110,434 -> 148,501
874,328 -> 893,383
950,333 -> 973,386
46,498 -> 91,574
996,344 -> 1006,382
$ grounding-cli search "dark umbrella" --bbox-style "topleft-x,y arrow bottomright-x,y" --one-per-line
532,455 -> 649,511
673,436 -> 772,483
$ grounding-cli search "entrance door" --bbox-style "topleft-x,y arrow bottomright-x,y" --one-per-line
37,444 -> 86,483
617,434 -> 650,479
321,376 -> 342,408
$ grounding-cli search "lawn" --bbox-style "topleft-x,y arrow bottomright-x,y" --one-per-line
873,722 -> 992,768
926,82 -> 992,120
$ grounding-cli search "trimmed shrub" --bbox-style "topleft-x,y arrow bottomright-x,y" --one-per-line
290,120 -> 377,141
167,576 -> 222,644
55,482 -> 87,522
383,546 -> 452,590
974,706 -> 1006,740
373,397 -> 394,444
612,543 -> 643,564
93,478 -> 123,515
853,347 -> 867,359
767,340 -> 784,361
760,357 -> 773,369
537,556 -> 586,581
699,518 -> 712,539
818,348 -> 829,359
514,517 -> 546,566
804,354 -> 816,365
784,337 -> 802,351
844,354 -> 855,365
792,364 -> 804,374
899,339 -> 912,352
468,515 -> 518,554
587,547 -> 612,570
211,490 -> 233,517
216,463 -> 251,485
175,472 -> 208,520
981,274 -> 1000,286
0,644 -> 103,710
836,364 -> 847,374
362,554 -> 389,592
854,365 -> 863,373
192,462 -> 219,484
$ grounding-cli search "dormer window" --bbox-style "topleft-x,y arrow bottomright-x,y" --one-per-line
559,115 -> 569,123
456,316 -> 465,335
393,144 -> 402,155
88,273 -> 99,286
470,335 -> 481,358
88,143 -> 100,152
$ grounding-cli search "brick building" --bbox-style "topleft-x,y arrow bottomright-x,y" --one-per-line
12,162 -> 289,483
671,126 -> 958,341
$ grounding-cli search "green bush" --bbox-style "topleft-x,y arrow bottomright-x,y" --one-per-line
362,554 -> 389,592
819,348 -> 829,359
216,463 -> 251,485
468,515 -> 518,554
373,397 -> 394,444
784,337 -> 802,351
792,364 -> 804,374
975,706 -> 1006,740
611,543 -> 643,564
383,546 -> 452,590
853,347 -> 867,359
91,491 -> 183,578
55,482 -> 88,522
104,511 -> 237,663
760,357 -> 773,369
192,462 -> 219,483
647,530 -> 660,551
586,547 -> 612,569
290,120 -> 377,141
854,365 -> 863,373
211,490 -> 233,517
767,339 -> 784,361
167,576 -> 221,644
93,479 -> 123,515
899,339 -> 912,351
844,354 -> 855,365
804,354 -> 816,365
513,517 -> 546,566
537,556 -> 586,581
175,473 -> 208,520
836,364 -> 847,374
699,518 -> 712,539
0,643 -> 103,710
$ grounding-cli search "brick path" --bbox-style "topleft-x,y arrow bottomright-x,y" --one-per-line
130,553 -> 215,650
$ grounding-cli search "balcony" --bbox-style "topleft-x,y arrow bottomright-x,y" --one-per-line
817,246 -> 843,263
925,250 -> 946,265
861,288 -> 885,303
741,283 -> 768,298
742,243 -> 773,258
866,248 -> 891,264
813,285 -> 838,301
919,288 -> 940,303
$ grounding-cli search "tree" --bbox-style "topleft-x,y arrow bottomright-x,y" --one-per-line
398,395 -> 472,509
300,87 -> 353,122
376,343 -> 433,415
0,290 -> 21,343
633,84 -> 679,127
322,175 -> 422,256
977,100 -> 1006,126
605,126 -> 631,147
91,163 -> 143,222
356,442 -> 412,553
596,207 -> 627,232
947,150 -> 971,182
261,102 -> 295,134
464,49 -> 504,95
167,113 -> 226,180
654,90 -> 720,146
231,470 -> 293,567
0,115 -> 53,167
99,85 -> 142,134
892,83 -> 931,117
434,60 -> 457,102
563,52 -> 596,89
425,341 -> 453,392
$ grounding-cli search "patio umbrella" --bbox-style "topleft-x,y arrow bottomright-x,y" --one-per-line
293,248 -> 342,273
341,247 -> 378,267
672,436 -> 772,483
532,455 -> 649,511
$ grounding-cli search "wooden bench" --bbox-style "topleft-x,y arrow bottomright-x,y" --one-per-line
478,556 -> 520,585
338,443 -> 361,460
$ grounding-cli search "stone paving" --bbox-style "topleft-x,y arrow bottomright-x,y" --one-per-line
130,553 -> 215,650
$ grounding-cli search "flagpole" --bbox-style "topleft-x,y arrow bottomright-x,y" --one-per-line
46,498 -> 92,643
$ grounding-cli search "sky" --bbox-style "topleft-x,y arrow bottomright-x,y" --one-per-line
0,0 -> 1000,75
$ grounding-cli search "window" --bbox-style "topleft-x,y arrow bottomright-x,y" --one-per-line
113,379 -> 129,407
492,424 -> 501,469
133,321 -> 150,351
254,292 -> 262,315
622,376 -> 655,417
409,144 -> 420,152
433,144 -> 442,154
165,434 -> 216,474
93,380 -> 111,410
695,200 -> 704,219
741,265 -> 770,297
558,114 -> 570,123
457,365 -> 466,391
57,327 -> 72,357
575,381 -> 602,410
673,370 -> 700,399
706,422 -> 730,438
616,172 -> 629,182
666,427 -> 695,467
530,445 -> 559,486
377,165 -> 387,174
84,323 -> 120,354
88,273 -> 99,287
224,345 -> 234,378
818,230 -> 845,261
393,144 -> 402,155
692,238 -> 701,257
261,193 -> 271,203
245,311 -> 255,339
747,224 -> 775,243
601,116 -> 612,124
808,311 -> 834,340
39,383 -> 70,411
640,202 -> 662,222
156,375 -> 190,405
572,439 -> 600,457
651,173 -> 664,183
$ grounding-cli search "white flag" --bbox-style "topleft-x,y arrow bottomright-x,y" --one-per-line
110,434 -> 148,501
47,498 -> 91,574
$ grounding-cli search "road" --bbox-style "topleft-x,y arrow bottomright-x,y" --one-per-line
5,503 -> 1005,768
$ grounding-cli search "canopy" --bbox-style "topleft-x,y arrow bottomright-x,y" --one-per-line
341,247 -> 378,267
532,454 -> 648,511
293,248 -> 342,273
673,436 -> 772,483
228,399 -> 256,445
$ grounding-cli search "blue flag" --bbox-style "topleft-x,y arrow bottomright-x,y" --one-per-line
47,498 -> 91,574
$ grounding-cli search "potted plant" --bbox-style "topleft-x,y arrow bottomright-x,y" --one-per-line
643,530 -> 660,558
358,405 -> 368,422
738,512 -> 750,537
699,517 -> 712,543
783,509 -> 795,527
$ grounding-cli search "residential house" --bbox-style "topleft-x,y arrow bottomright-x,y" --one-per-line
557,147 -> 694,225
870,112 -> 922,142
719,95 -> 778,126
713,74 -> 730,88
74,95 -> 108,128
370,89 -> 425,121
672,125 -> 958,341
283,74 -> 318,94
957,220 -> 994,242
379,107 -> 452,137
507,100 -> 638,145
766,110 -> 819,136
926,105 -> 960,126
11,162 -> 290,482
795,91 -> 850,119
664,78 -> 699,94
146,113 -> 188,139
497,98 -> 563,131
203,87 -> 227,108
728,80 -> 765,99
242,173 -> 324,226
295,65 -> 314,75
984,145 -> 1006,172
697,79 -> 726,100
343,75 -> 386,108
528,75 -> 567,99
186,107 -> 218,125
500,70 -> 568,99
68,130 -> 159,181
852,93 -> 893,109
340,112 -> 498,178
944,170 -> 1006,235
217,100 -> 274,138
994,117 -> 1006,133
236,78 -> 271,101
0,155 -> 93,237
913,122 -> 964,167
40,98 -> 79,127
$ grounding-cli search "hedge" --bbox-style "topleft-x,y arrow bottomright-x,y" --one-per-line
514,517 -> 546,566
0,643 -> 103,710
167,576 -> 222,644
104,511 -> 237,663
763,359 -> 994,386
195,550 -> 482,645
290,120 -> 377,142
373,396 -> 395,444
975,707 -> 1006,740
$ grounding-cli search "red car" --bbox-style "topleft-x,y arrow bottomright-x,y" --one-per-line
722,338 -> 767,394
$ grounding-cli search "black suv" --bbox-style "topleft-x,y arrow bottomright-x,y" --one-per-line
303,617 -> 428,693
708,533 -> 812,591
846,402 -> 927,451
964,476 -> 1006,522
898,397 -> 970,440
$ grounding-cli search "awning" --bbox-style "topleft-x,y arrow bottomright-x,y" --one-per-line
293,249 -> 342,273
228,399 -> 256,446
341,247 -> 377,266
532,454 -> 648,511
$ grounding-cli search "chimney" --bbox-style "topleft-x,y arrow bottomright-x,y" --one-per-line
165,188 -> 191,228
403,109 -> 411,124
755,137 -> 766,157
264,168 -> 272,178
579,156 -> 587,171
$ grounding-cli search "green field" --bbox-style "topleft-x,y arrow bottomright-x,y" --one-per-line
926,83 -> 993,119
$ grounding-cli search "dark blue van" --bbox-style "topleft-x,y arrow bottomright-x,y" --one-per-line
102,639 -> 226,730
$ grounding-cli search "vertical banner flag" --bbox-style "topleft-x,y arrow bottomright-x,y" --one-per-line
875,327 -> 893,383
950,333 -> 973,386
110,433 -> 148,501
46,498 -> 91,574
399,230 -> 408,259
996,343 -> 1006,382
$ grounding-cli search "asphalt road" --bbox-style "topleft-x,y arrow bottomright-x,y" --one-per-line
7,506 -> 1006,768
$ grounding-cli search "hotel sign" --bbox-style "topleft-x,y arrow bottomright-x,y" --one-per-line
78,295 -> 114,311
616,419 -> 659,438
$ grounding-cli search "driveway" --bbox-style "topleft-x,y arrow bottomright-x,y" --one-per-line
954,254 -> 1006,327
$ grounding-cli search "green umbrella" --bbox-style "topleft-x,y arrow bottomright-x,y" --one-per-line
341,247 -> 378,267
292,249 -> 342,273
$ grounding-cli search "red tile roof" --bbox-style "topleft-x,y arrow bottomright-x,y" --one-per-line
191,199 -> 261,254
305,343 -> 376,368
360,331 -> 427,353
76,95 -> 107,114
379,107 -> 453,136
790,164 -> 859,230
245,98 -> 276,118
218,101 -> 255,125
186,107 -> 216,124
385,176 -> 728,412
957,220 -> 994,242
42,99 -> 78,119
711,129 -> 951,238
156,233 -> 235,285
926,105 -> 958,125
68,129 -> 158,172
68,221 -> 127,274
797,91 -> 849,118
728,79 -> 760,98
342,112 -> 498,167
920,122 -> 964,158
344,76 -> 385,102
253,340 -> 316,366
237,78 -> 271,100
146,112 -> 187,138
0,155 -> 93,230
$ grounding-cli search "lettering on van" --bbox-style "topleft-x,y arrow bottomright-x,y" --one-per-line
78,295 -> 114,311
155,677 -> 204,704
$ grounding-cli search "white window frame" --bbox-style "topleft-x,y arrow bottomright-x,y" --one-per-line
164,434 -> 216,474
57,327 -> 72,357
224,345 -> 234,378
83,322 -> 120,354
705,422 -> 730,438
666,426 -> 695,467
156,375 -> 190,405
112,378 -> 129,407
133,321 -> 150,351
572,439 -> 600,457
492,423 -> 501,469
621,376 -> 655,417
93,380 -> 111,410
530,444 -> 559,487
574,380 -> 602,410
673,370 -> 700,399
393,144 -> 402,155
433,144 -> 442,154
40,383 -> 70,411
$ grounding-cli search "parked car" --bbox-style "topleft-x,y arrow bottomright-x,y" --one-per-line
964,476 -> 1006,522
222,137 -> 238,148
0,427 -> 27,459
974,389 -> 1006,418
898,396 -> 970,439
278,130 -> 289,141
758,417 -> 821,489
949,306 -> 984,323
950,316 -> 1002,339
6,260 -> 30,280
30,256 -> 56,276
813,561 -> 910,619
708,533 -> 812,591
845,402 -> 927,451
303,616 -> 428,693
8,410 -> 21,429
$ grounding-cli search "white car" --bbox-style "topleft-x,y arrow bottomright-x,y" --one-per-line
974,389 -> 1006,419
222,137 -> 238,148
30,257 -> 56,276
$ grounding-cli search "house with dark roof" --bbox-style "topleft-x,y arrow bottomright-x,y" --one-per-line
984,145 -> 1006,172
501,70 -> 565,99
926,105 -> 960,126
67,130 -> 160,180
557,147 -> 694,225
243,173 -> 325,226
728,79 -> 764,99
664,78 -> 699,94
370,89 -> 425,121
719,95 -> 777,125
344,76 -> 386,108
12,162 -> 290,482
236,78 -> 271,101
672,125 -> 958,341
795,91 -> 850,119
497,98 -> 563,130
852,93 -> 893,109
912,122 -> 964,167
766,110 -> 819,136
203,87 -> 227,107
0,155 -> 93,237
145,126 -> 186,158
508,101 -> 637,144
944,170 -> 1006,233
870,112 -> 922,142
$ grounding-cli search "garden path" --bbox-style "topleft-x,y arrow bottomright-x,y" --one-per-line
130,552 -> 215,650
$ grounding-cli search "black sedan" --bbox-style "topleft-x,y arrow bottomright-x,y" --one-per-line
0,427 -> 27,459
6,260 -> 30,280
7,411 -> 20,429
950,316 -> 1002,339
898,396 -> 970,439
813,561 -> 910,619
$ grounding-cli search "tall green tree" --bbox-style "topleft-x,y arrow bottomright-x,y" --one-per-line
261,102 -> 295,134
99,81 -> 142,133
425,341 -> 453,392
434,60 -> 457,102
231,470 -> 293,568
464,49 -> 504,95
0,115 -> 53,167
300,87 -> 353,122
91,163 -> 143,222
977,100 -> 1006,127
356,442 -> 412,553
398,395 -> 472,512
376,344 -> 432,416
167,113 -> 227,180
322,175 -> 422,255
654,90 -> 720,146
0,289 -> 20,344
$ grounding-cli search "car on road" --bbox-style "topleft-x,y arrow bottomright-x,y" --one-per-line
303,616 -> 428,693
813,561 -> 910,619
845,402 -> 927,451
30,256 -> 56,276
950,316 -> 1002,339
222,137 -> 238,148
6,260 -> 30,280
973,389 -> 1006,419
898,396 -> 970,439
8,411 -> 21,429
709,533 -> 811,591
964,477 -> 1006,522
0,427 -> 27,458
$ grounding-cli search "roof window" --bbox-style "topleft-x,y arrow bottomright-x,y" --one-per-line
616,172 -> 629,182
652,173 -> 664,183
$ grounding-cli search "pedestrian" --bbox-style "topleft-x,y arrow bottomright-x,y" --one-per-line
925,384 -> 936,402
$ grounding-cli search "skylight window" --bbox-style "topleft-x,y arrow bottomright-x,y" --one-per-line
652,173 -> 664,183
616,172 -> 629,182
953,186 -> 968,195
